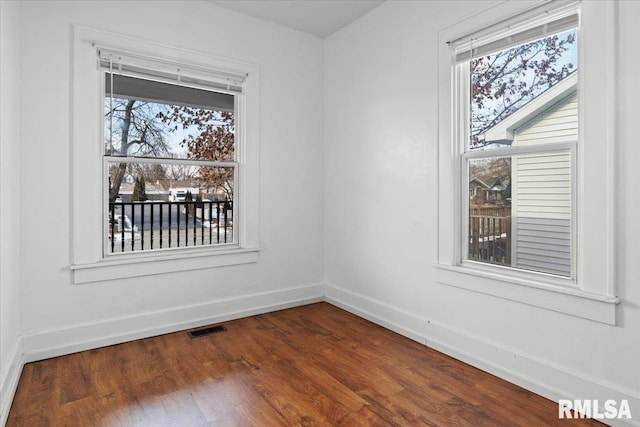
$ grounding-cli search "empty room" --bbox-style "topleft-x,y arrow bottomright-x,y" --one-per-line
0,0 -> 638,425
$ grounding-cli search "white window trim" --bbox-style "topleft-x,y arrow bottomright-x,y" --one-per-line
70,25 -> 260,284
436,0 -> 619,324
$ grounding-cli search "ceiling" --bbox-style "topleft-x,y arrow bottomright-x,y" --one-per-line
209,0 -> 385,39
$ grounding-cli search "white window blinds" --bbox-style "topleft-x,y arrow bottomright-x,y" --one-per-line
97,47 -> 246,94
451,1 -> 579,63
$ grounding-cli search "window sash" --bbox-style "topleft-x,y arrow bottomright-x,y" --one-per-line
461,142 -> 577,280
103,156 -> 239,257
462,142 -> 577,160
103,71 -> 238,162
104,156 -> 237,168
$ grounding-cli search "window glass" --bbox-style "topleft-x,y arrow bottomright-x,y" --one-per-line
464,28 -> 577,277
104,74 -> 236,255
469,29 -> 577,150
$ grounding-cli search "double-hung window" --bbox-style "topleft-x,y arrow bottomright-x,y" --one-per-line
101,49 -> 242,254
455,6 -> 579,278
436,1 -> 619,324
71,26 -> 259,283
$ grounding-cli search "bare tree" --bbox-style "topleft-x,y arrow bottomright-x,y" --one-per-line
105,99 -> 172,201
470,31 -> 576,147
165,163 -> 199,182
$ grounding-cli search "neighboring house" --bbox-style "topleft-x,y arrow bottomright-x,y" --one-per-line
167,179 -> 229,201
481,72 -> 577,276
469,176 -> 509,206
115,178 -> 227,202
115,180 -> 170,202
469,177 -> 489,203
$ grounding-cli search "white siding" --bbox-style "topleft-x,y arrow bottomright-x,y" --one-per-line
512,92 -> 576,276
516,93 -> 578,146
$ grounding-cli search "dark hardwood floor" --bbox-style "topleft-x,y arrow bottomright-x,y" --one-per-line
7,302 -> 602,426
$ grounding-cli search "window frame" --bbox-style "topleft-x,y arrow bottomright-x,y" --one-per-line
70,26 -> 260,284
101,60 -> 244,257
436,0 -> 619,324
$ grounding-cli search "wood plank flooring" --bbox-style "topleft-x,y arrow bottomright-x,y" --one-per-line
7,303 -> 602,426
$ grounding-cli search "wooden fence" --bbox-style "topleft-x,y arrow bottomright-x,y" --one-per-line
469,206 -> 511,265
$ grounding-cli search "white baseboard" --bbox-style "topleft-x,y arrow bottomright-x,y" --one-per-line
325,284 -> 640,427
0,340 -> 24,427
12,281 -> 639,426
22,283 -> 325,363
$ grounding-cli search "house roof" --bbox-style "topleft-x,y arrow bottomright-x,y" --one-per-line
469,177 -> 490,189
470,176 -> 509,191
482,72 -> 578,144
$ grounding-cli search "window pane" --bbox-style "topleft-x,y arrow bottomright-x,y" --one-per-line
513,152 -> 572,276
469,29 -> 578,150
468,152 -> 572,277
104,73 -> 235,162
468,157 -> 512,266
107,162 -> 235,254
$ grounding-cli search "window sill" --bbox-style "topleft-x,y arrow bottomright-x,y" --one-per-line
71,247 -> 260,284
434,263 -> 620,325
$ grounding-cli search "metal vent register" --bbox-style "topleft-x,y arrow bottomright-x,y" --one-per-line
188,325 -> 227,338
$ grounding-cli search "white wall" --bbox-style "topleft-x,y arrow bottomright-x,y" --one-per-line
325,0 -> 639,423
15,0 -> 325,358
0,0 -> 23,422
4,0 -> 640,423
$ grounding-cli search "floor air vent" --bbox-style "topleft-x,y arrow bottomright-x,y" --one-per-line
188,325 -> 227,338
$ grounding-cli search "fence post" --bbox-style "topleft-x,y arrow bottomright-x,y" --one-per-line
505,216 -> 511,265
470,216 -> 478,260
